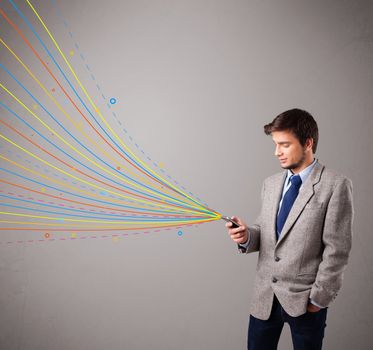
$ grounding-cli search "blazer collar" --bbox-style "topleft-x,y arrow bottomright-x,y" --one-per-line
274,161 -> 325,246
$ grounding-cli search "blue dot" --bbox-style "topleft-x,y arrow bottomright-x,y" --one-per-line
109,97 -> 117,105
177,230 -> 183,236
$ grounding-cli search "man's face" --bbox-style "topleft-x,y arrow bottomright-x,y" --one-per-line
271,130 -> 310,172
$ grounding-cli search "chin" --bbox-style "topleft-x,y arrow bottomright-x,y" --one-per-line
282,163 -> 297,170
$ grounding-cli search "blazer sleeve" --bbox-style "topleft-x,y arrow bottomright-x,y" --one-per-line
310,176 -> 354,307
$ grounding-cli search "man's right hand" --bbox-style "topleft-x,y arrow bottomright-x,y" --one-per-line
225,216 -> 249,245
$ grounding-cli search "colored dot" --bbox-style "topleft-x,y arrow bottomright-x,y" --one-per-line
51,88 -> 55,92
71,233 -> 77,238
159,163 -> 164,169
109,98 -> 117,105
44,233 -> 50,239
69,50 -> 74,56
112,236 -> 119,242
116,166 -> 121,170
32,104 -> 38,110
41,187 -> 46,192
177,230 -> 183,236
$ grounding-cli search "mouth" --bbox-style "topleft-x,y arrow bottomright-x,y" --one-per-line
279,158 -> 287,162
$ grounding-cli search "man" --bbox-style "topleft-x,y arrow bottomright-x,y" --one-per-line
226,109 -> 353,350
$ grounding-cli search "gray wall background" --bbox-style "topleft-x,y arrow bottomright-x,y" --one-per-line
0,0 -> 372,349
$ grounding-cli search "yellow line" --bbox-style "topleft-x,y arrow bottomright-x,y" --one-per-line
0,36 -> 174,198
0,83 -> 207,213
0,213 -> 218,225
0,152 -> 209,217
25,0 -> 211,214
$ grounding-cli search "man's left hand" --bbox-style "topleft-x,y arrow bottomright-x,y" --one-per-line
307,303 -> 321,313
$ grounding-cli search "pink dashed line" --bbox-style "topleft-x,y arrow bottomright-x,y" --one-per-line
0,224 -> 203,246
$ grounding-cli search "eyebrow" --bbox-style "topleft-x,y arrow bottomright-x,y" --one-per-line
274,141 -> 291,145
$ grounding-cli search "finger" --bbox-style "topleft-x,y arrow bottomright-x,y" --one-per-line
229,226 -> 245,235
229,231 -> 244,239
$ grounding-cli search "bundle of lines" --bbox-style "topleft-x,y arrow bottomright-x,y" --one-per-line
0,0 -> 221,238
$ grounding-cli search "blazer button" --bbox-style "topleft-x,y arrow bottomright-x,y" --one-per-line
272,277 -> 278,283
275,256 -> 280,262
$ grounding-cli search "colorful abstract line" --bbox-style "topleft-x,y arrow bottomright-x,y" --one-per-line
0,0 -> 222,243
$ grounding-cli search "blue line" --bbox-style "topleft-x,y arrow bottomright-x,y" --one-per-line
0,72 -> 204,213
7,0 -> 180,196
0,200 -> 200,223
7,0 -> 209,212
0,193 -> 202,221
0,99 -> 194,212
51,0 -> 207,207
0,167 -> 188,215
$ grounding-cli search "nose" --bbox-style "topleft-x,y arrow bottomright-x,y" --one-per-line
275,145 -> 282,156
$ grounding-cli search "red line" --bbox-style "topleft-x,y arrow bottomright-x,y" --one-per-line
0,221 -> 209,231
0,7 -> 184,196
0,179 -> 206,219
0,119 -> 201,213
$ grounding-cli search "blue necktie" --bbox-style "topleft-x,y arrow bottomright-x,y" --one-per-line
276,174 -> 302,238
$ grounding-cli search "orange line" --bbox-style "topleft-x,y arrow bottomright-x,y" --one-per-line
0,221 -> 209,231
0,7 -> 180,195
0,179 -> 204,219
0,119 -> 200,212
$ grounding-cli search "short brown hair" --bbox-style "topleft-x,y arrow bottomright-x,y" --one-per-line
264,108 -> 319,153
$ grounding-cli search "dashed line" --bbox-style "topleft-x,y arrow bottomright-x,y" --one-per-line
0,224 -> 199,246
51,4 -> 207,203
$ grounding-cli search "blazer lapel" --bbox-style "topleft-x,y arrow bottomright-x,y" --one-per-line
276,162 -> 324,245
270,172 -> 287,245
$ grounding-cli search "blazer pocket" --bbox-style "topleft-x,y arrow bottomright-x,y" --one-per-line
304,202 -> 324,210
297,272 -> 317,277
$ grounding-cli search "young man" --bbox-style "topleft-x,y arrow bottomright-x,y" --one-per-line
226,109 -> 353,350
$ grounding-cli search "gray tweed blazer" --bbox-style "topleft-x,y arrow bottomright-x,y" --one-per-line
242,161 -> 353,320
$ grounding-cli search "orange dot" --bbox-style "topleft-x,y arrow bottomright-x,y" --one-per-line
44,233 -> 50,239
117,166 -> 121,170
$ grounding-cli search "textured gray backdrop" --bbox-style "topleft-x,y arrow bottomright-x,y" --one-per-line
0,0 -> 372,349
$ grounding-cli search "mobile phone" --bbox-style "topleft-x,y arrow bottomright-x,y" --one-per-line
221,216 -> 240,228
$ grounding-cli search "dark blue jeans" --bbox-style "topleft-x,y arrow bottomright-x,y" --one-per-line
247,295 -> 327,350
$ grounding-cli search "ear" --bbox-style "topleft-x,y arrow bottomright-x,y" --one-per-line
305,138 -> 314,152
